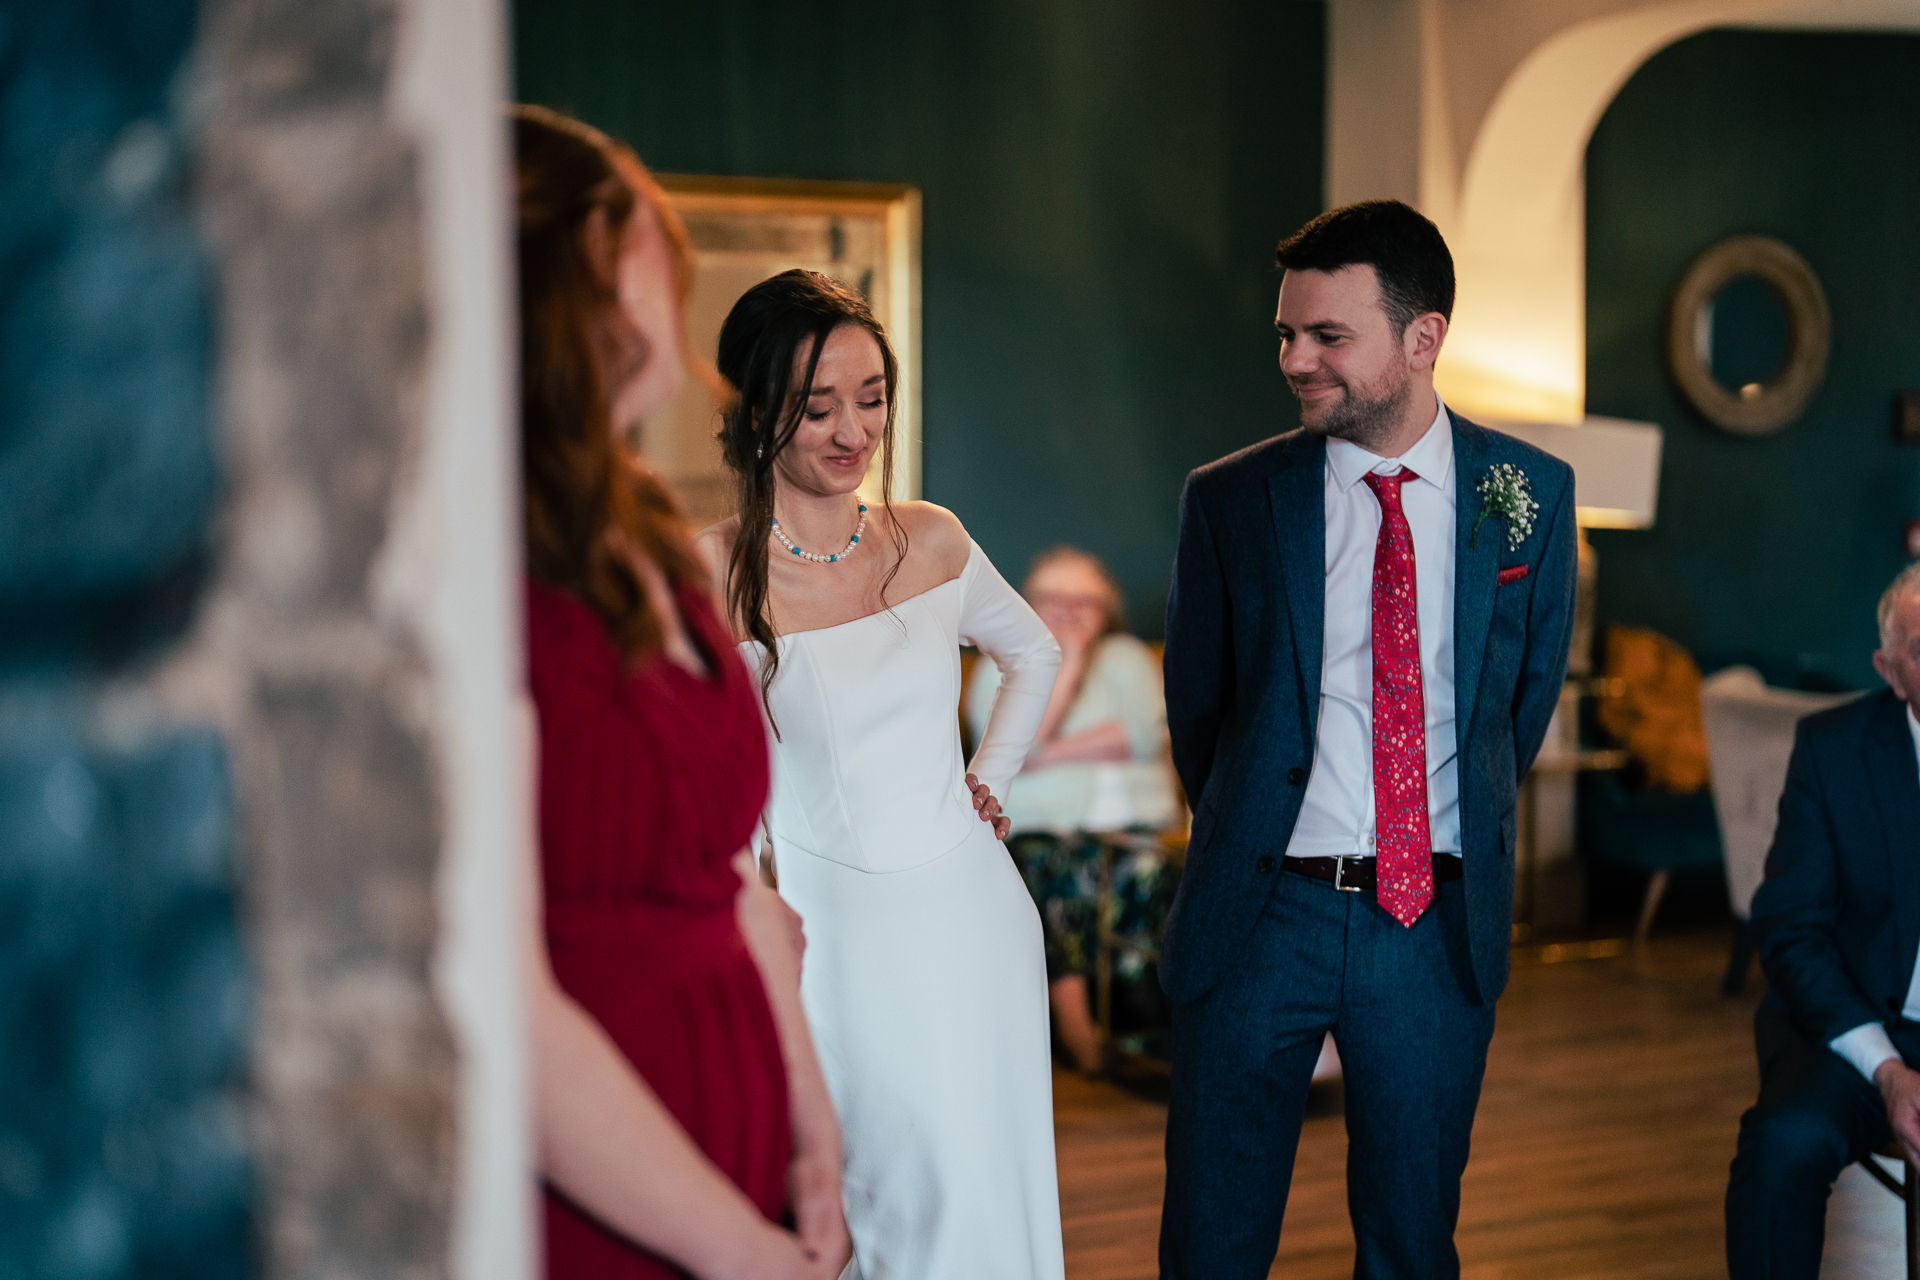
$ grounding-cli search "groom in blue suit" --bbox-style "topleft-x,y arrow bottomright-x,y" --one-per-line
1158,201 -> 1577,1278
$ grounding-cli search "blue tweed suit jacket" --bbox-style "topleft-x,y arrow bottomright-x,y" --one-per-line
1159,411 -> 1578,1007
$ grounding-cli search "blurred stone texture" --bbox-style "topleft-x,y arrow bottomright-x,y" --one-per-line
3,0 -> 459,1277
187,0 -> 458,1276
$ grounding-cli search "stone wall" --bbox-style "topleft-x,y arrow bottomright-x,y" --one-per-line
177,0 -> 459,1275
0,0 -> 520,1275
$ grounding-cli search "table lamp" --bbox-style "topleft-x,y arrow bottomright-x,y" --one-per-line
1489,416 -> 1664,675
1487,415 -> 1663,936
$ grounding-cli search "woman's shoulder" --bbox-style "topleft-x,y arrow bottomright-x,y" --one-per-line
526,574 -> 591,638
524,576 -> 617,687
884,500 -> 972,579
1093,632 -> 1160,676
691,516 -> 740,595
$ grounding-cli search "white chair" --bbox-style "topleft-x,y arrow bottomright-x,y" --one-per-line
1699,666 -> 1857,992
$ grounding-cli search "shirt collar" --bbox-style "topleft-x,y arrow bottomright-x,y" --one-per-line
1326,395 -> 1453,495
1907,703 -> 1920,759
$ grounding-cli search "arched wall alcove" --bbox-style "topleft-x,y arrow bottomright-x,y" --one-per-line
1581,27 -> 1920,690
1330,0 -> 1920,425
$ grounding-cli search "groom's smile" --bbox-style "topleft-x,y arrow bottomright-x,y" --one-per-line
1275,261 -> 1434,454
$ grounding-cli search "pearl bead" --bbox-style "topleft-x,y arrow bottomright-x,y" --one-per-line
771,502 -> 868,566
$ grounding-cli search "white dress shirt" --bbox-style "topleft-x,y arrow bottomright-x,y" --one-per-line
1829,701 -> 1920,1081
1286,397 -> 1461,859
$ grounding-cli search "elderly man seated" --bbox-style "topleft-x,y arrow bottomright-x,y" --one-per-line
1727,561 -> 1920,1277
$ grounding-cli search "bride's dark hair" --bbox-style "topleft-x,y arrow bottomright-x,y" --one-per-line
716,269 -> 905,719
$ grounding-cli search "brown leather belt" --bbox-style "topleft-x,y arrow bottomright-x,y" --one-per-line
1281,854 -> 1463,893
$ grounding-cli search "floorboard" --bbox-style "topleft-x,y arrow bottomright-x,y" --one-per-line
1053,928 -> 1904,1279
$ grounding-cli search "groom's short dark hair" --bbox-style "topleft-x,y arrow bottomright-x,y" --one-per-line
1276,200 -> 1455,335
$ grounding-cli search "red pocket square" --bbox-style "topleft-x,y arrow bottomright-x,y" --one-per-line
1496,565 -> 1530,585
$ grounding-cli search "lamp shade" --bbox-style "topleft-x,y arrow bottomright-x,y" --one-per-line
1489,416 -> 1663,529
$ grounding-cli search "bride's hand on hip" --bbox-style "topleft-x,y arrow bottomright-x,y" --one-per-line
966,773 -> 1011,840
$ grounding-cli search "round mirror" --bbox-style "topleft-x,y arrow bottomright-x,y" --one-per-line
1667,235 -> 1829,436
1702,273 -> 1790,401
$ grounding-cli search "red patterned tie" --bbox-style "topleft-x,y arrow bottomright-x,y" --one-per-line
1361,468 -> 1435,928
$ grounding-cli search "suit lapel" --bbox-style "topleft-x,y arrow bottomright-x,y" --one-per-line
1267,436 -> 1326,728
1452,416 -> 1501,761
1864,694 -> 1920,977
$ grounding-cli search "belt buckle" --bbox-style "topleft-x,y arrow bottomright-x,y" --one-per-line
1332,855 -> 1364,892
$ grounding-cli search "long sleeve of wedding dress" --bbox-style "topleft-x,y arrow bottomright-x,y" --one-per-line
959,544 -> 1063,801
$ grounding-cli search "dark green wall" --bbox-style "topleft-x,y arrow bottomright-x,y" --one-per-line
1586,29 -> 1920,691
1,5 -> 250,1274
513,0 -> 1327,635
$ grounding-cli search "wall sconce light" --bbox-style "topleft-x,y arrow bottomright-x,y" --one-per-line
1896,391 -> 1920,445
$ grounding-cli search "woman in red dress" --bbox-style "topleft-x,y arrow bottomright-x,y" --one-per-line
514,105 -> 847,1280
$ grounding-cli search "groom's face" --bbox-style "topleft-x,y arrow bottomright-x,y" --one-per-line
1275,264 -> 1412,451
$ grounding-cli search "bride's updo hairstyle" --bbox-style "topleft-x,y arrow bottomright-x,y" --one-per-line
514,103 -> 704,662
716,269 -> 905,714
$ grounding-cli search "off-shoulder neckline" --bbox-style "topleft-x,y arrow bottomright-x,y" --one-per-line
742,541 -> 979,646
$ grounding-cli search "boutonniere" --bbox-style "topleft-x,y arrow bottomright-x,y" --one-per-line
1471,464 -> 1538,552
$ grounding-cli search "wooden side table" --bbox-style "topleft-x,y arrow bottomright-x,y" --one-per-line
1513,675 -> 1632,940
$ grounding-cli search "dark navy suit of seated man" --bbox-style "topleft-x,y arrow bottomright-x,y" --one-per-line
1728,562 -> 1920,1279
1157,200 -> 1576,1279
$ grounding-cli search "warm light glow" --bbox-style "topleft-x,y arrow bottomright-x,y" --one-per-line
1575,507 -> 1648,530
1434,199 -> 1589,425
1434,349 -> 1583,426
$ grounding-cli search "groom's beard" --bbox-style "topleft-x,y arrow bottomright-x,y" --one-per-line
1292,360 -> 1413,454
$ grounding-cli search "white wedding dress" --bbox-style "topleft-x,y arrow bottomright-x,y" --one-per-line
742,539 -> 1066,1280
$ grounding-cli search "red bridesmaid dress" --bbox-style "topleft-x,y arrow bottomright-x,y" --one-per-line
528,575 -> 789,1278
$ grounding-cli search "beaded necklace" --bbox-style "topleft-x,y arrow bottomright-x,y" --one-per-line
771,502 -> 868,564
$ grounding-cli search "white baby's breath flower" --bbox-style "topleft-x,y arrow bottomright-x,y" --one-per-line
1472,464 -> 1538,552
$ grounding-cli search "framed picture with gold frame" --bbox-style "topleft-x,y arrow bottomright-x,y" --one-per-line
637,175 -> 922,527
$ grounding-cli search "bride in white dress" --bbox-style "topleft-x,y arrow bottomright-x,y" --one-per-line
694,270 -> 1067,1280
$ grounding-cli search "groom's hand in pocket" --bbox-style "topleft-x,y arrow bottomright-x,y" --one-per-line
966,773 -> 1011,839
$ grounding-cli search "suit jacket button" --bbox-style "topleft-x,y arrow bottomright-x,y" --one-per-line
1256,855 -> 1276,874
1287,767 -> 1307,785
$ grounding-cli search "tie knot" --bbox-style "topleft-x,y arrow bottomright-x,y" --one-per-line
1361,467 -> 1418,511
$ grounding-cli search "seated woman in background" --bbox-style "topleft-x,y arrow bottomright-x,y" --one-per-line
515,106 -> 844,1280
965,547 -> 1181,1073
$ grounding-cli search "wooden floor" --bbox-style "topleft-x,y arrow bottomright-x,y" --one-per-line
1053,929 -> 1906,1279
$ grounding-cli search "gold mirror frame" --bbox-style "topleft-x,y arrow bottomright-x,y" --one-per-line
1666,235 -> 1829,437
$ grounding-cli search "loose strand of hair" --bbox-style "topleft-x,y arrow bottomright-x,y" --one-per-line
726,326 -> 828,739
875,339 -> 907,630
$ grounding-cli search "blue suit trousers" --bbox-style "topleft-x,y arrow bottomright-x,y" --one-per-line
1160,869 -> 1496,1279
